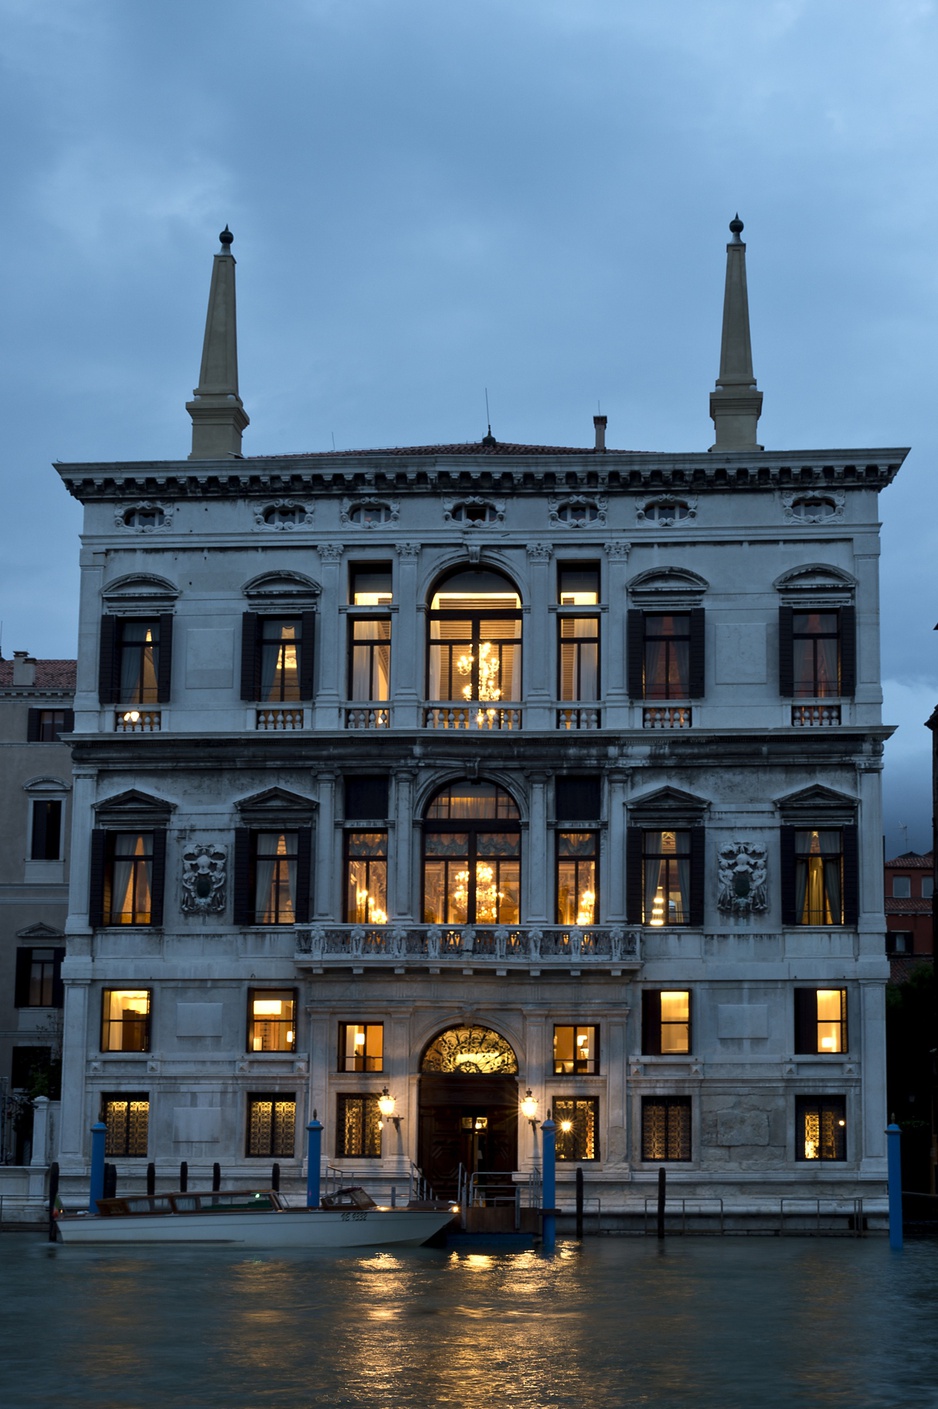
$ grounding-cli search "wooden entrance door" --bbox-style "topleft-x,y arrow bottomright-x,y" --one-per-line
418,1074 -> 518,1198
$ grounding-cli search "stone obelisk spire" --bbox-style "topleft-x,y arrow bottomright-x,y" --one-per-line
187,226 -> 249,459
709,215 -> 763,451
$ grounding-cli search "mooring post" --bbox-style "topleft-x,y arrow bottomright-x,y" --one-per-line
887,1122 -> 903,1251
146,1162 -> 156,1195
657,1166 -> 666,1240
306,1112 -> 324,1209
576,1166 -> 584,1239
48,1161 -> 60,1242
103,1161 -> 117,1200
542,1114 -> 557,1252
88,1122 -> 106,1213
212,1161 -> 221,1192
272,1162 -> 280,1192
179,1160 -> 188,1193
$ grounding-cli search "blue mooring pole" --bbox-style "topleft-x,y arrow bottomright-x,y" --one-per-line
886,1122 -> 903,1251
306,1113 -> 323,1209
88,1121 -> 107,1213
541,1115 -> 557,1253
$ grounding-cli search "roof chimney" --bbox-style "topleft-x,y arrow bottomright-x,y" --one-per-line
186,227 -> 249,459
593,414 -> 607,452
12,651 -> 36,686
709,215 -> 763,451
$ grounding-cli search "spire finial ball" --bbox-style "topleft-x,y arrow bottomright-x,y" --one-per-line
729,214 -> 744,235
219,226 -> 234,248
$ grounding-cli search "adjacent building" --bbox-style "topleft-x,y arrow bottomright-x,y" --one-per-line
52,220 -> 905,1213
884,850 -> 933,979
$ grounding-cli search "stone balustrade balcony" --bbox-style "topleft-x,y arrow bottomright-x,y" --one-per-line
294,922 -> 640,973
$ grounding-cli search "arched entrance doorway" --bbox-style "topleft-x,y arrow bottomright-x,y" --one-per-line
417,1025 -> 519,1198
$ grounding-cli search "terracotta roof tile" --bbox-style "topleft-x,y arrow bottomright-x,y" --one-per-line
885,852 -> 934,868
885,899 -> 932,915
0,659 -> 76,689
259,440 -> 632,459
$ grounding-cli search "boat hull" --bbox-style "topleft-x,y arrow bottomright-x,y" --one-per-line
56,1207 -> 453,1248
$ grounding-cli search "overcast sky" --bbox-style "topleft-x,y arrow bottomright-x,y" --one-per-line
2,0 -> 936,853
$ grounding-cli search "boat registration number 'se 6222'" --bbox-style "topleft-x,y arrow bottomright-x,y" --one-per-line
341,1211 -> 368,1221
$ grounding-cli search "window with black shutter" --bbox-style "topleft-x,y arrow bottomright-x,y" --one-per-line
779,605 -> 856,698
98,615 -> 173,704
89,828 -> 166,927
30,800 -> 63,860
233,827 -> 313,925
627,828 -> 703,927
781,825 -> 857,927
15,947 -> 65,1007
794,988 -> 847,1054
240,612 -> 315,701
627,610 -> 705,699
642,990 -> 691,1054
27,709 -> 74,742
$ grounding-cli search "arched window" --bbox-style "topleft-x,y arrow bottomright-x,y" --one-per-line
427,568 -> 522,724
422,781 -> 521,925
420,1025 -> 519,1074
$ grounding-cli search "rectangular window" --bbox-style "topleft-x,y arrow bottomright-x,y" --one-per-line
779,605 -> 855,698
553,1097 -> 599,1160
101,990 -> 151,1052
349,618 -> 392,701
248,990 -> 297,1052
558,613 -> 599,702
31,800 -> 63,861
350,565 -> 393,606
556,832 -> 598,924
555,775 -> 601,821
118,619 -> 160,703
247,1094 -> 297,1158
795,829 -> 843,925
552,1025 -> 598,1074
796,1095 -> 846,1161
642,830 -> 690,926
240,613 -> 314,701
14,947 -> 64,1008
102,1093 -> 149,1157
892,876 -> 911,898
923,877 -> 934,900
253,831 -> 299,924
628,609 -> 704,700
641,1096 -> 692,1161
642,991 -> 691,1055
345,832 -> 388,924
795,989 -> 847,1055
887,932 -> 912,955
336,1093 -> 382,1157
345,776 -> 390,820
103,831 -> 155,925
27,708 -> 74,742
11,1046 -> 57,1095
339,1023 -> 384,1072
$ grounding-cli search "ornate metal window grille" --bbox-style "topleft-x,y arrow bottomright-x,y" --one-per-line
420,1025 -> 518,1074
247,1095 -> 296,1158
336,1094 -> 381,1157
102,1094 -> 149,1157
641,1096 -> 691,1161
553,1097 -> 599,1160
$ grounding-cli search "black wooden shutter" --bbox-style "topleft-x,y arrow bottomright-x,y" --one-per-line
240,613 -> 260,700
793,988 -> 814,1054
157,614 -> 174,704
688,608 -> 706,697
842,823 -> 859,925
778,606 -> 794,697
233,828 -> 253,925
625,827 -> 644,924
627,610 -> 645,699
642,990 -> 662,1055
149,830 -> 167,926
779,826 -> 797,926
52,947 -> 66,1008
839,605 -> 857,696
689,826 -> 705,927
299,611 -> 316,699
98,615 -> 119,703
26,709 -> 40,742
89,828 -> 107,927
61,710 -> 75,736
294,828 -> 313,924
14,949 -> 32,1007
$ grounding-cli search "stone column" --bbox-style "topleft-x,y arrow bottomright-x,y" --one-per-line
605,769 -> 631,922
853,543 -> 881,711
524,545 -> 553,730
65,768 -> 98,933
393,544 -> 421,729
391,769 -> 416,921
314,545 -> 343,729
314,772 -> 337,921
76,548 -> 107,725
603,542 -> 631,725
57,980 -> 90,1170
525,772 -> 550,924
859,979 -> 888,1168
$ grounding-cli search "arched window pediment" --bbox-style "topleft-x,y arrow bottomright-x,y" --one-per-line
420,1025 -> 519,1074
628,567 -> 709,602
102,573 -> 179,612
242,571 -> 321,607
774,564 -> 857,597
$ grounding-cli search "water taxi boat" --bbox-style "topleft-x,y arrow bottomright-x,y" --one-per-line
55,1186 -> 456,1248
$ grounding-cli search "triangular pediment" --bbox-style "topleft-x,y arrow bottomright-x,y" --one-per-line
94,788 -> 176,818
235,786 -> 317,814
775,784 -> 856,811
629,786 -> 709,816
16,922 -> 65,941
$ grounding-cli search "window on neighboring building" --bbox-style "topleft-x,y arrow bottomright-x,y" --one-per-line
553,1097 -> 599,1160
922,877 -> 934,900
240,613 -> 314,701
345,832 -> 388,924
102,1093 -> 149,1157
642,991 -> 691,1055
101,990 -> 151,1052
887,932 -> 912,955
30,800 -> 63,861
628,610 -> 704,699
247,1094 -> 297,1158
99,616 -> 172,704
27,708 -> 74,742
422,781 -> 521,925
556,832 -> 598,924
892,876 -> 911,898
796,1095 -> 846,1161
779,605 -> 855,697
339,1023 -> 384,1072
234,829 -> 312,926
794,989 -> 847,1054
247,990 -> 297,1052
14,948 -> 64,1008
11,1046 -> 58,1096
336,1094 -> 382,1157
427,568 -> 522,709
553,1025 -> 598,1074
641,1096 -> 692,1161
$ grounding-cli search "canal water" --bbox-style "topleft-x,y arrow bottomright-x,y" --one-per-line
2,1233 -> 938,1408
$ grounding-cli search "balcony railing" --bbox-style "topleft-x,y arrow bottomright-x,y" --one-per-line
424,704 -> 522,731
643,705 -> 692,729
115,709 -> 161,732
256,707 -> 304,730
791,704 -> 841,726
295,923 -> 639,969
346,706 -> 391,729
556,707 -> 602,729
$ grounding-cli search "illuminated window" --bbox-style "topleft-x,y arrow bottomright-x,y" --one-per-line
427,568 -> 522,713
350,565 -> 393,606
642,831 -> 690,926
336,1094 -> 381,1157
556,832 -> 598,925
642,991 -> 691,1055
795,989 -> 847,1054
796,1095 -> 846,1161
101,990 -> 151,1052
102,1093 -> 149,1157
103,832 -> 155,925
779,605 -> 855,698
628,611 -> 706,700
248,990 -> 297,1052
99,613 -> 173,706
553,1097 -> 599,1160
641,1096 -> 691,1161
252,832 -> 299,924
423,781 -> 520,925
553,1025 -> 598,1074
240,613 -> 314,701
339,1023 -> 384,1072
349,619 -> 391,701
344,832 -> 388,924
795,829 -> 843,925
14,947 -> 64,1008
247,1094 -> 296,1158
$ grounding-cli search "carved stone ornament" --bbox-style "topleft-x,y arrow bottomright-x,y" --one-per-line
115,501 -> 173,532
549,494 -> 608,528
253,499 -> 314,530
717,841 -> 767,917
781,489 -> 845,524
181,843 -> 227,915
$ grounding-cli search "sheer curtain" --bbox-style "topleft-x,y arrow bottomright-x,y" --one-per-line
255,832 -> 296,923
